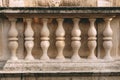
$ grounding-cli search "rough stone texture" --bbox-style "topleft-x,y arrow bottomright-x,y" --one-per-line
9,0 -> 24,7
98,0 -> 113,7
1,7 -> 120,14
0,73 -> 120,80
0,13 -> 119,60
2,59 -> 120,73
0,7 -> 119,80
1,0 -> 120,7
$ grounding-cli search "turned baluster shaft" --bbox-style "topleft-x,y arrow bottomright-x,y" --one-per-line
8,18 -> 18,60
88,19 -> 97,59
56,18 -> 65,60
25,18 -> 34,60
103,18 -> 113,60
40,18 -> 50,60
71,18 -> 81,61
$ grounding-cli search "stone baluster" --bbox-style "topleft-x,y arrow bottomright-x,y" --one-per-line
88,18 -> 97,59
8,18 -> 18,60
103,18 -> 113,60
56,18 -> 65,60
24,18 -> 34,60
40,18 -> 50,60
71,18 -> 81,61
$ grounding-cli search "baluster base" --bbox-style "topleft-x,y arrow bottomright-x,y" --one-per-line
25,55 -> 34,60
71,55 -> 81,61
40,55 -> 50,61
10,56 -> 18,61
103,55 -> 113,60
56,56 -> 65,60
88,55 -> 97,60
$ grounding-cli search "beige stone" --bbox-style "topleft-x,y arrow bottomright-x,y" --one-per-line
103,18 -> 113,60
9,0 -> 24,7
40,18 -> 50,60
71,18 -> 81,61
0,0 -> 3,7
8,18 -> 18,60
0,2 -> 119,79
98,0 -> 113,7
24,18 -> 34,60
1,0 -> 120,7
88,19 -> 97,59
0,12 -> 119,75
56,18 -> 65,60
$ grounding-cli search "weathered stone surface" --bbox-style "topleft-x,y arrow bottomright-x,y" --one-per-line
1,7 -> 120,14
0,8 -> 119,80
1,0 -> 120,7
2,59 -> 120,73
1,75 -> 120,80
9,0 -> 24,7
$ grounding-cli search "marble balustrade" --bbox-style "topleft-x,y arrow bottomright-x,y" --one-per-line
8,17 -> 113,61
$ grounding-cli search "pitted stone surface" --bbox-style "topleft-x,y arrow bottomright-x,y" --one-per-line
2,59 -> 120,73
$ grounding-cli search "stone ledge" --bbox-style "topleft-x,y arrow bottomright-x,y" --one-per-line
1,59 -> 120,73
0,7 -> 120,14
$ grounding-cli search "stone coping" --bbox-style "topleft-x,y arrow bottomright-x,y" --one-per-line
0,7 -> 120,14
